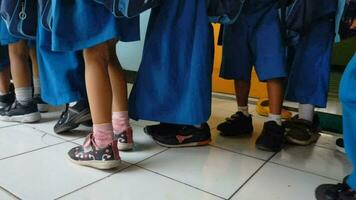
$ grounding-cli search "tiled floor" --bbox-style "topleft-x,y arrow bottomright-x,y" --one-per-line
0,97 -> 351,200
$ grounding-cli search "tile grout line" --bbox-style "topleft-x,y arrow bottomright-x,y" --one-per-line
55,164 -> 134,200
208,144 -> 269,162
135,165 -> 227,200
227,153 -> 277,200
0,185 -> 21,200
0,123 -> 22,130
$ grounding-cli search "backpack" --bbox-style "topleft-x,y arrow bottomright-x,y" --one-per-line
0,0 -> 37,40
93,0 -> 162,18
207,0 -> 246,24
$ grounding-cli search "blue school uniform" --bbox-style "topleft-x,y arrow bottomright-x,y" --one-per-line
339,53 -> 356,190
285,3 -> 337,108
129,0 -> 214,125
51,0 -> 140,51
220,0 -> 287,81
0,20 -> 36,47
0,45 -> 9,71
37,22 -> 86,105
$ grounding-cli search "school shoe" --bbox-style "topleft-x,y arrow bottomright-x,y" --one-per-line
256,121 -> 286,152
33,94 -> 49,113
54,105 -> 92,134
336,138 -> 345,153
68,134 -> 121,170
0,100 -> 41,123
0,92 -> 15,109
114,127 -> 134,151
144,123 -> 183,137
217,112 -> 253,137
315,177 -> 356,200
284,115 -> 321,146
152,123 -> 212,148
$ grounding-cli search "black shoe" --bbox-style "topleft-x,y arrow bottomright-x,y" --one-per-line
316,178 -> 356,200
0,100 -> 41,123
33,94 -> 49,113
152,123 -> 212,148
54,104 -> 92,134
144,123 -> 183,137
336,138 -> 345,153
217,112 -> 253,136
0,92 -> 15,109
256,121 -> 285,152
284,115 -> 321,146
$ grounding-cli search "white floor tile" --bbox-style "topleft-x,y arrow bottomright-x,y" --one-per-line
26,111 -> 91,141
74,125 -> 167,164
0,142 -> 129,200
232,163 -> 337,200
315,132 -> 342,150
271,145 -> 352,181
138,146 -> 264,198
61,165 -> 222,200
0,188 -> 18,200
0,125 -> 64,159
0,121 -> 18,128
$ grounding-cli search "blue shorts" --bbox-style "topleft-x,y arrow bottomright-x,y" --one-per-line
51,0 -> 140,51
0,20 -> 36,47
220,1 -> 286,81
0,45 -> 9,71
285,17 -> 336,108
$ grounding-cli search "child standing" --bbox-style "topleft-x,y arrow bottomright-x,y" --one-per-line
217,0 -> 287,152
49,0 -> 140,169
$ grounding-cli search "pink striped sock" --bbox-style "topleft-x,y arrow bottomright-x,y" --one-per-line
93,123 -> 114,148
112,111 -> 131,134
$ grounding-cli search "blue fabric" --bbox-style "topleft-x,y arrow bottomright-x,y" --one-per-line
129,0 -> 214,125
0,45 -> 9,71
285,17 -> 335,108
37,13 -> 86,105
339,52 -> 356,190
51,0 -> 140,51
0,20 -> 35,47
220,1 -> 286,81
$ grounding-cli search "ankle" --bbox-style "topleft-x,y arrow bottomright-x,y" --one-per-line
112,111 -> 131,134
93,123 -> 114,148
238,106 -> 249,117
268,113 -> 282,126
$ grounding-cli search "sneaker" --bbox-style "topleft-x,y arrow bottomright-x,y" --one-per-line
152,123 -> 211,148
68,134 -> 121,169
0,92 -> 15,109
217,112 -> 253,136
114,127 -> 133,151
33,94 -> 49,113
256,121 -> 285,152
336,138 -> 345,153
144,123 -> 183,137
284,115 -> 321,146
0,100 -> 41,123
54,104 -> 92,134
316,178 -> 356,200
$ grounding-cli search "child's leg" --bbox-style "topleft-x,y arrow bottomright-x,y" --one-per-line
234,80 -> 251,116
0,67 -> 10,94
83,41 -> 114,148
29,47 -> 40,96
267,78 -> 284,125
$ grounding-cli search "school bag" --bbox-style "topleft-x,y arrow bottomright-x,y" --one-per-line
207,0 -> 246,24
339,0 -> 356,40
38,0 -> 52,31
0,0 -> 37,39
93,0 -> 162,18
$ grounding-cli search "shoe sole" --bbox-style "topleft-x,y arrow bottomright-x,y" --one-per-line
155,139 -> 211,148
0,112 -> 41,123
118,142 -> 134,151
54,113 -> 92,134
285,133 -> 321,146
37,104 -> 50,113
68,156 -> 122,170
336,145 -> 345,153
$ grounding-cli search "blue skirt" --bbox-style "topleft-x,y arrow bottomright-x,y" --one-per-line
37,21 -> 86,105
0,20 -> 36,47
51,0 -> 140,51
129,0 -> 214,125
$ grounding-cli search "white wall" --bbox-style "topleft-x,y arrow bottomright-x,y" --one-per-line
116,11 -> 150,72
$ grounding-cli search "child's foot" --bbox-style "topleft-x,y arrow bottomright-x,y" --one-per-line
54,105 -> 92,134
0,92 -> 15,109
114,127 -> 134,151
152,123 -> 211,148
217,112 -> 253,137
33,94 -> 49,113
68,134 -> 121,170
0,100 -> 41,123
144,123 -> 182,137
315,178 -> 356,200
336,138 -> 345,153
256,121 -> 285,152
284,115 -> 321,146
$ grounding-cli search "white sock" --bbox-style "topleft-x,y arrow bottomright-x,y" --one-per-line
69,101 -> 78,107
33,78 -> 41,96
15,87 -> 33,104
298,104 -> 315,122
238,106 -> 249,117
0,91 -> 8,96
268,113 -> 282,126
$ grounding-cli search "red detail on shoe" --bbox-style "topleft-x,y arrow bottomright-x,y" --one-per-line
176,135 -> 193,143
126,128 -> 133,143
112,140 -> 121,160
